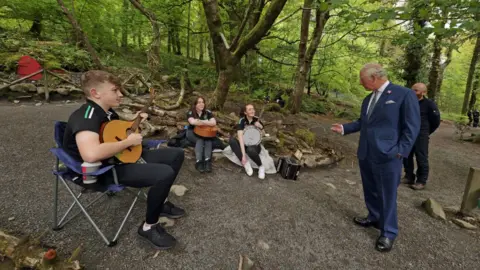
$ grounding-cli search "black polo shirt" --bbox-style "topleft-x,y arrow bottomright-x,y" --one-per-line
186,110 -> 213,129
236,116 -> 264,131
418,98 -> 440,135
63,99 -> 119,162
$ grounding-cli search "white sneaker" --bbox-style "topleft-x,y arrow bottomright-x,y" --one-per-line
258,166 -> 265,179
244,162 -> 253,176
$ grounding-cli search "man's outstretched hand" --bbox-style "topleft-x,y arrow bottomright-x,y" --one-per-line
331,123 -> 343,134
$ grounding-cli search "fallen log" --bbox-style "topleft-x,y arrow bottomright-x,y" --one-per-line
0,70 -> 44,91
161,72 -> 185,110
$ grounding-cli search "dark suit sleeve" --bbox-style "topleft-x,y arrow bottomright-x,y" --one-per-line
343,96 -> 368,135
343,119 -> 361,135
398,90 -> 420,158
428,100 -> 441,134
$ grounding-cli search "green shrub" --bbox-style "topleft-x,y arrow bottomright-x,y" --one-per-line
295,128 -> 316,146
301,97 -> 326,114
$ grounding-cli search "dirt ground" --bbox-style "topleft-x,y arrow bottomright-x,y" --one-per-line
1,101 -> 479,270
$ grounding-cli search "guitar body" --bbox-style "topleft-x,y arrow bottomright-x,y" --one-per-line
100,120 -> 142,163
193,126 -> 218,138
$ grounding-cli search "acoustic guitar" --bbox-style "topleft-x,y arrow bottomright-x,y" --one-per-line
99,87 -> 155,163
194,125 -> 218,138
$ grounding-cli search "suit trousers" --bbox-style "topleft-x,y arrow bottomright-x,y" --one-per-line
359,157 -> 402,239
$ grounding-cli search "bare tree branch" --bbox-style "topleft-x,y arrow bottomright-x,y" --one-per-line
255,49 -> 296,66
230,0 -> 255,51
273,7 -> 302,26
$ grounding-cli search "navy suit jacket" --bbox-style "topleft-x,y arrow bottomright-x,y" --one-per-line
343,83 -> 420,163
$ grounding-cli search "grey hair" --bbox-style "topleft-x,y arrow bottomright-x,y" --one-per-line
361,63 -> 388,79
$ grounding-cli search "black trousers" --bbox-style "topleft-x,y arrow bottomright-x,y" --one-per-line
228,137 -> 262,166
403,135 -> 429,184
100,147 -> 185,224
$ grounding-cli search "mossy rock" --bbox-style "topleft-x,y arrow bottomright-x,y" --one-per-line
295,128 -> 315,146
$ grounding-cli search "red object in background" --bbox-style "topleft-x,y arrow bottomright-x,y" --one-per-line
17,55 -> 43,80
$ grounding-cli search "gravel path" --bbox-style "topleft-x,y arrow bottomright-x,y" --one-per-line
0,103 -> 479,270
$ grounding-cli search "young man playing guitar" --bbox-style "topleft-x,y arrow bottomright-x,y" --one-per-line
63,70 -> 185,250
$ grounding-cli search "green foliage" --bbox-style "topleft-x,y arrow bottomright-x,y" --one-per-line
442,112 -> 468,124
301,97 -> 326,114
0,0 -> 478,118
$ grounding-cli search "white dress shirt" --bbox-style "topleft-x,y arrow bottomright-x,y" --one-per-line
341,80 -> 390,135
366,80 -> 390,113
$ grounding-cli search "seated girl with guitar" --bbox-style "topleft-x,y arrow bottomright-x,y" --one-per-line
229,104 -> 265,179
186,97 -> 217,173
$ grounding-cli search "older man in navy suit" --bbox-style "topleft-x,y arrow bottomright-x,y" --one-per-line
331,63 -> 420,252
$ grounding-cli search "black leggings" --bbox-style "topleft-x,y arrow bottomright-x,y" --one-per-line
229,137 -> 262,166
100,147 -> 185,224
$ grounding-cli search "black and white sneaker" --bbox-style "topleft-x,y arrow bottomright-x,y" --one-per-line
159,201 -> 186,219
137,223 -> 176,250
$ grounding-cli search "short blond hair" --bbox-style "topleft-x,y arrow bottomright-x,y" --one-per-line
80,70 -> 121,96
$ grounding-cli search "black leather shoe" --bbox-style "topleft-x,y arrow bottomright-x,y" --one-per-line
195,161 -> 205,173
353,217 -> 379,229
375,236 -> 394,252
204,159 -> 212,172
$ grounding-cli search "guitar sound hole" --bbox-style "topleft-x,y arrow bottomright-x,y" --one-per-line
115,136 -> 132,152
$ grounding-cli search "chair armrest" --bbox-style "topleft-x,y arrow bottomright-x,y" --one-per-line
50,148 -> 114,176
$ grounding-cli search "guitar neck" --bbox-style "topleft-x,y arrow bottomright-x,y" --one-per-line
130,105 -> 149,132
130,87 -> 155,132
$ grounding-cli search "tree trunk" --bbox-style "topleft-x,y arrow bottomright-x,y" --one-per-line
462,33 -> 480,114
57,0 -> 104,70
213,65 -> 235,108
290,0 -> 313,113
207,38 -> 215,64
427,33 -> 442,101
167,29 -> 172,53
290,2 -> 330,114
121,0 -> 129,50
137,28 -> 143,49
403,3 -> 428,88
437,45 -> 453,97
199,37 -> 205,61
29,18 -> 42,38
187,1 -> 191,58
175,28 -> 182,55
202,0 -> 287,109
468,67 -> 480,110
129,0 -> 161,69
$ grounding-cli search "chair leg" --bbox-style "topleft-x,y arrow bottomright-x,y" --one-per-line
58,192 -> 106,228
53,175 -> 60,230
112,190 -> 141,244
57,192 -> 83,227
60,178 -> 112,246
